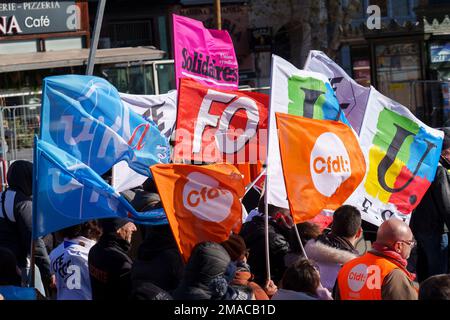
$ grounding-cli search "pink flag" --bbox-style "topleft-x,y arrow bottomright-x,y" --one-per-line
172,14 -> 239,90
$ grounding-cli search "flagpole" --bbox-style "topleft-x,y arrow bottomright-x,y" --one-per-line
86,0 -> 106,75
214,0 -> 222,30
30,135 -> 39,288
263,166 -> 271,281
292,220 -> 308,259
262,54 -> 278,283
244,167 -> 266,195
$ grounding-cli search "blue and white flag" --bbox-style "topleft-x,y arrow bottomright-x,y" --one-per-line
40,75 -> 170,176
33,138 -> 168,239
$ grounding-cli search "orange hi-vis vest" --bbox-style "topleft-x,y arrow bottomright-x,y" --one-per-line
337,252 -> 403,300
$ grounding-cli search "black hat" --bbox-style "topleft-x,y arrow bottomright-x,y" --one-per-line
221,234 -> 246,261
99,217 -> 131,233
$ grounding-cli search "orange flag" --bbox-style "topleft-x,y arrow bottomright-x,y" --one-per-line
276,113 -> 366,223
150,163 -> 245,262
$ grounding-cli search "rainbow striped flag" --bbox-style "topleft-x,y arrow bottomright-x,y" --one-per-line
345,88 -> 443,226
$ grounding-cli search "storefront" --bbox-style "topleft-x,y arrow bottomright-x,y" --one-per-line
0,1 -> 170,163
0,1 -> 171,104
341,19 -> 428,120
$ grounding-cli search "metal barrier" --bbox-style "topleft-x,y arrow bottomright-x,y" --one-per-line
387,80 -> 450,128
0,103 -> 41,163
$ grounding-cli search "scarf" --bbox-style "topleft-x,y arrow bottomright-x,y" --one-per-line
370,242 -> 416,281
317,233 -> 359,255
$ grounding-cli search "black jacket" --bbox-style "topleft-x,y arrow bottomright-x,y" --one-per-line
88,233 -> 133,300
131,225 -> 184,294
410,163 -> 450,236
0,161 -> 51,283
172,242 -> 231,300
239,215 -> 291,287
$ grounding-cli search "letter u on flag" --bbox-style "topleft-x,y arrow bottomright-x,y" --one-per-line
150,163 -> 245,262
276,113 -> 366,223
344,88 -> 443,225
172,14 -> 239,90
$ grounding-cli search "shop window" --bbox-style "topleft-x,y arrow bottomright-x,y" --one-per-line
100,64 -> 155,95
392,0 -> 410,17
0,40 -> 38,54
375,42 -> 421,110
156,63 -> 175,94
351,46 -> 371,87
44,37 -> 83,51
272,25 -> 290,62
108,20 -> 154,48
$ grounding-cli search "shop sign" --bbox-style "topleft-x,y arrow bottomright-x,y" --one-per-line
430,43 -> 450,63
0,1 -> 80,36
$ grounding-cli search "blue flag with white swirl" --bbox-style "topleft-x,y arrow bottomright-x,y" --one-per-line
40,75 -> 170,176
33,138 -> 168,238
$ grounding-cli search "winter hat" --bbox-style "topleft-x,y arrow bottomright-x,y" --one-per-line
99,217 -> 131,233
221,234 -> 246,261
209,276 -> 252,300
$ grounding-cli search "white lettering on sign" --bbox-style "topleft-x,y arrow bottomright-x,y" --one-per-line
0,3 -> 17,12
0,16 -> 22,35
193,89 -> 260,155
25,15 -> 50,28
66,4 -> 80,30
23,2 -> 61,10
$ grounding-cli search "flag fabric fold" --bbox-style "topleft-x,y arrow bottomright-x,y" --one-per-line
33,138 -> 167,239
113,90 -> 177,192
267,54 -> 350,209
276,113 -> 366,223
150,163 -> 245,261
173,14 -> 239,90
304,50 -> 370,134
40,75 -> 170,177
344,88 -> 444,225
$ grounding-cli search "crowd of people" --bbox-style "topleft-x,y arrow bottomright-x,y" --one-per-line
0,129 -> 450,301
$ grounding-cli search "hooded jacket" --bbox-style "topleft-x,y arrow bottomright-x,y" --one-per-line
0,161 -> 52,283
88,232 -> 133,300
172,242 -> 231,300
131,224 -> 184,293
410,162 -> 450,236
304,234 -> 359,291
271,288 -> 317,300
239,215 -> 291,286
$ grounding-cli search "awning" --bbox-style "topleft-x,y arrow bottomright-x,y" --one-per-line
0,46 -> 166,73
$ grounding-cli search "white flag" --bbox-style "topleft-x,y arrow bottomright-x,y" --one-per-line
267,55 -> 348,208
113,91 -> 177,192
304,50 -> 370,135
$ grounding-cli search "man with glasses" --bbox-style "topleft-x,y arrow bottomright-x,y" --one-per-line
335,219 -> 418,300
